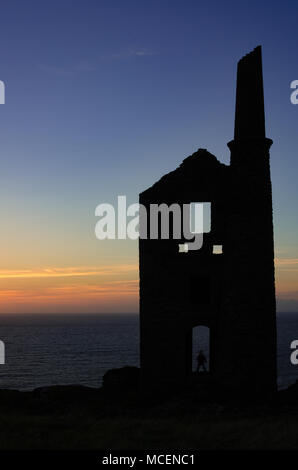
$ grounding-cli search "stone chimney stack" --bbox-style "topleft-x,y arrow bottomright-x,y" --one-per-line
234,45 -> 266,140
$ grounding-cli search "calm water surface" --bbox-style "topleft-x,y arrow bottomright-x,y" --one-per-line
0,313 -> 297,390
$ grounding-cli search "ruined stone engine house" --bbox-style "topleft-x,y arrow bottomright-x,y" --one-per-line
139,46 -> 277,396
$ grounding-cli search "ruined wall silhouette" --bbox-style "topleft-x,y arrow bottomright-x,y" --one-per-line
139,46 -> 277,396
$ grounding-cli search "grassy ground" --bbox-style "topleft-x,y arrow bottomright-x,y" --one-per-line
1,412 -> 298,449
0,385 -> 297,449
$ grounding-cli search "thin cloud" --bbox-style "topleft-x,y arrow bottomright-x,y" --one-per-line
275,258 -> 298,265
275,258 -> 298,272
0,265 -> 138,279
39,60 -> 97,77
105,48 -> 156,60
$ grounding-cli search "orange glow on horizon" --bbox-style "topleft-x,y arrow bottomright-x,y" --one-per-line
0,259 -> 297,314
0,264 -> 139,313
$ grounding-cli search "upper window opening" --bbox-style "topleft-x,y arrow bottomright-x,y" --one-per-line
190,202 -> 211,234
179,243 -> 189,253
213,245 -> 223,255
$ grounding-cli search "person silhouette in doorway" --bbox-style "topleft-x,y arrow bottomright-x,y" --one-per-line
196,350 -> 207,372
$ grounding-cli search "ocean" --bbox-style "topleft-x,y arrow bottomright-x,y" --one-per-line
0,313 -> 297,391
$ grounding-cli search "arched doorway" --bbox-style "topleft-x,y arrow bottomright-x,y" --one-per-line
192,325 -> 210,373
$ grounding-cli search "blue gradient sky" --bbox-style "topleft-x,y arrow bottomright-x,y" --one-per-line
0,0 -> 297,312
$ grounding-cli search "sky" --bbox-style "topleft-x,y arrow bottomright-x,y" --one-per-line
0,0 -> 297,313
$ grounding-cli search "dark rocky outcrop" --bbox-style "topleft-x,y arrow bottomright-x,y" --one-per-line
102,366 -> 140,392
